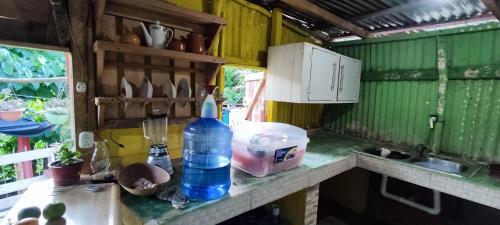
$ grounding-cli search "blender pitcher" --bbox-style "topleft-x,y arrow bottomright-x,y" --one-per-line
143,114 -> 174,174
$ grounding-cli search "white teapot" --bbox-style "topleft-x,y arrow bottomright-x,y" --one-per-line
140,21 -> 173,48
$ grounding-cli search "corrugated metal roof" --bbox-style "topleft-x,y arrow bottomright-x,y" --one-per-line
250,0 -> 497,40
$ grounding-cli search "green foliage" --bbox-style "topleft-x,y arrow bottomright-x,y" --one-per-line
0,46 -> 70,182
0,135 -> 17,182
33,140 -> 48,175
0,47 -> 66,98
56,142 -> 81,167
223,67 -> 253,105
25,99 -> 46,122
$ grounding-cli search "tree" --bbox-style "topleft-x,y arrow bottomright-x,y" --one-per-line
223,66 -> 261,106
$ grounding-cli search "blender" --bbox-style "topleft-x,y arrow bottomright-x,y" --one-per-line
143,114 -> 174,175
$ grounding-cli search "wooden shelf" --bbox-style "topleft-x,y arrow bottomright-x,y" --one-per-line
94,41 -> 225,87
94,41 -> 226,64
95,0 -> 226,52
100,117 -> 198,129
94,97 -> 223,105
104,0 -> 226,26
94,96 -> 224,128
95,97 -> 192,105
93,0 -> 226,129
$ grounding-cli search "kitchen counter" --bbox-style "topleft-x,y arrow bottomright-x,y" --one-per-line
355,146 -> 500,209
122,134 -> 500,225
3,176 -> 120,225
8,135 -> 499,225
121,135 -> 366,225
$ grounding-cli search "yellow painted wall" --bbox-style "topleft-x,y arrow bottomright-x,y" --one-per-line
219,0 -> 271,67
165,0 -> 207,12
100,124 -> 185,166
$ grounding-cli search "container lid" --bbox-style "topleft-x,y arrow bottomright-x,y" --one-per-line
233,122 -> 309,151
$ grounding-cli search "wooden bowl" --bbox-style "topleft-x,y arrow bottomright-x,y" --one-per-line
118,163 -> 170,196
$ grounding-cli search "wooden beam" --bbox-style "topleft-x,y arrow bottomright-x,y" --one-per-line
0,0 -> 50,24
481,0 -> 500,20
271,8 -> 283,46
0,77 -> 66,84
0,39 -> 69,52
280,0 -> 369,38
245,77 -> 266,120
68,0 -> 96,167
49,0 -> 71,46
95,0 -> 106,38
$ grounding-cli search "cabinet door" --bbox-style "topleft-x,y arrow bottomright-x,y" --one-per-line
338,56 -> 361,102
307,48 -> 339,101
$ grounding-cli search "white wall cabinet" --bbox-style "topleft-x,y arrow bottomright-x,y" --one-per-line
266,42 -> 361,104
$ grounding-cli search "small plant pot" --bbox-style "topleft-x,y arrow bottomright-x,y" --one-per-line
0,109 -> 24,121
49,159 -> 84,186
45,111 -> 69,125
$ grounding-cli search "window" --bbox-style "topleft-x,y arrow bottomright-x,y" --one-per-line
0,42 -> 72,214
222,65 -> 266,127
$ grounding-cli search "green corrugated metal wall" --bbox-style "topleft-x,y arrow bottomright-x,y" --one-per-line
324,23 -> 500,161
324,81 -> 438,145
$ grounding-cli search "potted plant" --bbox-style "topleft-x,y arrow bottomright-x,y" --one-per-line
49,142 -> 84,186
0,89 -> 26,121
44,98 -> 69,125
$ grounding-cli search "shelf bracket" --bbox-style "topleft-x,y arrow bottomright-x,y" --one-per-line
207,64 -> 222,85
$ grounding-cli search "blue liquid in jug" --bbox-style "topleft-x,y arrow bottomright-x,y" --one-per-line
182,161 -> 231,200
182,118 -> 233,200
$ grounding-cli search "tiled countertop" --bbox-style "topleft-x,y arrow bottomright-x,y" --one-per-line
121,134 -> 500,225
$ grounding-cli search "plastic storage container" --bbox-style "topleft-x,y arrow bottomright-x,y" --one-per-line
182,94 -> 233,200
232,122 -> 309,177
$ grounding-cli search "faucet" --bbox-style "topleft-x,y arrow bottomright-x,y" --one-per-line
416,144 -> 428,157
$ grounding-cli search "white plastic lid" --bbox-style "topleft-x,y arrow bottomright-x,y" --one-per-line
233,122 -> 309,152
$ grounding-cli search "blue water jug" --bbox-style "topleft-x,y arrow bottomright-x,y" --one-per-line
182,94 -> 233,200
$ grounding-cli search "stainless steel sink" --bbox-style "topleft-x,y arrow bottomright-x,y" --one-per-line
409,156 -> 480,177
361,147 -> 414,160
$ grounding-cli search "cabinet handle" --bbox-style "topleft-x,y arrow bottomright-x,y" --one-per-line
331,63 -> 336,90
340,65 -> 345,92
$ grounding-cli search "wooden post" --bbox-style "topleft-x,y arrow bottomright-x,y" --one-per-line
68,0 -> 95,134
17,137 -> 33,179
245,77 -> 266,120
270,8 -> 283,47
265,8 -> 283,122
68,0 -> 95,174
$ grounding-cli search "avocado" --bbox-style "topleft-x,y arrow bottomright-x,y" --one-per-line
42,202 -> 66,221
17,206 -> 41,220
